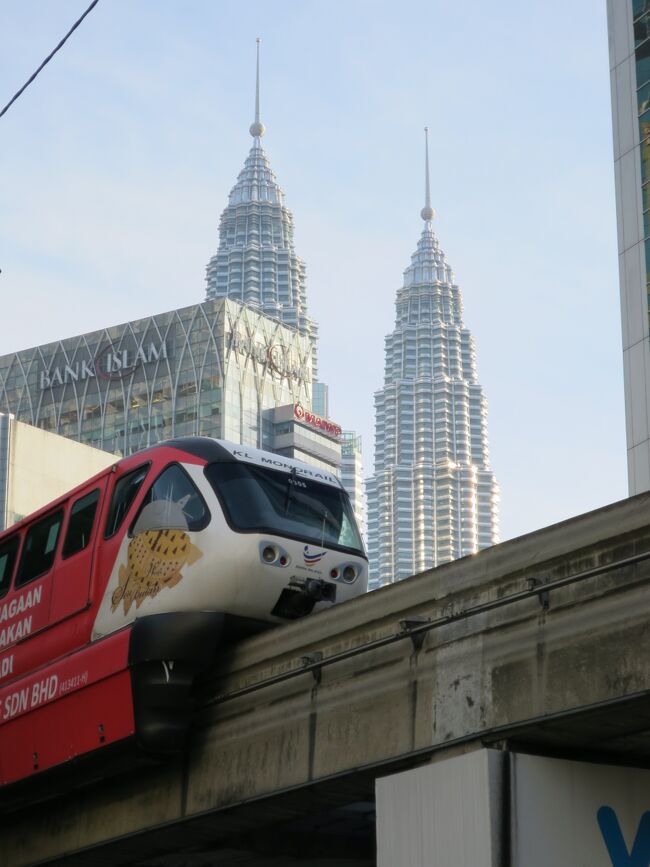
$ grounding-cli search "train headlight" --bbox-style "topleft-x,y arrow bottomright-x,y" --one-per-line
328,564 -> 359,583
262,545 -> 278,563
259,542 -> 290,567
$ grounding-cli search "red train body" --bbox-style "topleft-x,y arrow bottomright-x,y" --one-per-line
0,437 -> 367,805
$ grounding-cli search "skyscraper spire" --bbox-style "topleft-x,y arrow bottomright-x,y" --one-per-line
366,129 -> 499,588
249,37 -> 266,139
205,38 -> 319,375
420,126 -> 435,222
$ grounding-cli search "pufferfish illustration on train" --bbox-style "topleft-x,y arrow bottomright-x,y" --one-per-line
111,496 -> 203,615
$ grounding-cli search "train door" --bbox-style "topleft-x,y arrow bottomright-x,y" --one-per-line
91,463 -> 152,607
49,476 -> 110,624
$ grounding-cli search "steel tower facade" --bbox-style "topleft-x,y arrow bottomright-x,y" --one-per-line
205,40 -> 319,377
367,130 -> 499,587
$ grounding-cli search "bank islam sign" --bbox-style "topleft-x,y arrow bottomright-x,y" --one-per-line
376,751 -> 650,867
39,341 -> 168,390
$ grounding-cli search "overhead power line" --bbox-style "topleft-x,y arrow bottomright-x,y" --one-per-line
0,0 -> 101,121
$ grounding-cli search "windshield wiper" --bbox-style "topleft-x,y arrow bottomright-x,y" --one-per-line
284,467 -> 297,515
321,507 -> 328,547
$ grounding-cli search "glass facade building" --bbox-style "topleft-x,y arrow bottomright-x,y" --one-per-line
366,132 -> 499,588
340,432 -> 367,543
0,299 -> 312,458
608,0 -> 650,492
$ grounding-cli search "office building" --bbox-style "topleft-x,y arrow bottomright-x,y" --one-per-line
340,432 -> 367,542
264,402 -> 341,473
0,298 -> 322,459
0,413 -> 114,530
607,0 -> 650,492
366,130 -> 499,588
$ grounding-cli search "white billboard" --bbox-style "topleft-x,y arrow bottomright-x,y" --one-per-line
511,753 -> 650,866
376,750 -> 504,867
376,751 -> 650,867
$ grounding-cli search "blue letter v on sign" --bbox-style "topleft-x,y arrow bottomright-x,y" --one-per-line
597,806 -> 650,867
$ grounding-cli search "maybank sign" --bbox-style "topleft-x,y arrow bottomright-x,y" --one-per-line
376,751 -> 650,867
228,332 -> 310,383
39,342 -> 168,390
293,403 -> 342,438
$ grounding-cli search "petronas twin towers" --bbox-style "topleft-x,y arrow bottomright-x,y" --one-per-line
207,43 -> 499,588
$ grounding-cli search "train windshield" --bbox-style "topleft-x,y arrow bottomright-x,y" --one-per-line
205,462 -> 365,557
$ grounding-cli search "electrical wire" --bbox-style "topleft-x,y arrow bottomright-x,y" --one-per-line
0,0 -> 101,121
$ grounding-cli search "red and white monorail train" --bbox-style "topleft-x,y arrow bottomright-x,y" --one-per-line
0,437 -> 367,801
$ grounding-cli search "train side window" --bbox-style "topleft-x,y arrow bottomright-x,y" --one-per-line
104,465 -> 149,539
132,464 -> 210,534
16,510 -> 64,588
0,536 -> 19,599
62,489 -> 100,559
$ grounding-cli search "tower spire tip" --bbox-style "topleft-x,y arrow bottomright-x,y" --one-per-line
420,126 -> 435,222
249,37 -> 266,139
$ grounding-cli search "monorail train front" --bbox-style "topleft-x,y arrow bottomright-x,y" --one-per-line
92,438 -> 367,641
0,438 -> 367,800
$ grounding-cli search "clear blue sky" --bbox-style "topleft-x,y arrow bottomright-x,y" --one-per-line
1,0 -> 625,542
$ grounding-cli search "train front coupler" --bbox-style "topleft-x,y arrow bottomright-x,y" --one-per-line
271,576 -> 337,619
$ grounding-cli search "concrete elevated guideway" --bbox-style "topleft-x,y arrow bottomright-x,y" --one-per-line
4,492 -> 650,866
